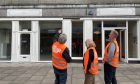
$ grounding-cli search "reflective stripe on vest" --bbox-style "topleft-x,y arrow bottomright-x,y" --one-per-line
52,56 -> 65,62
83,47 -> 99,75
89,69 -> 98,73
53,61 -> 67,66
102,40 -> 119,67
52,42 -> 67,70
91,63 -> 98,67
109,62 -> 118,65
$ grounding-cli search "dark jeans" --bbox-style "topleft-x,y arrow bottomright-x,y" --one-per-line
53,67 -> 67,84
104,62 -> 117,84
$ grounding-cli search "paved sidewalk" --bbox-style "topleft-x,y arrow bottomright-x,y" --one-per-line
0,63 -> 140,84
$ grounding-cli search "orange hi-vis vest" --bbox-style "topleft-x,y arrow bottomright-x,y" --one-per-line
102,40 -> 119,67
83,47 -> 99,75
52,42 -> 67,70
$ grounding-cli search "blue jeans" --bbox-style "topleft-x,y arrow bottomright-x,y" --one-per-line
104,62 -> 117,84
53,67 -> 67,84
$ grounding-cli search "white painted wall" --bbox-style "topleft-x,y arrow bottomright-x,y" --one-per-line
7,9 -> 42,16
97,8 -> 135,16
11,21 -> 19,62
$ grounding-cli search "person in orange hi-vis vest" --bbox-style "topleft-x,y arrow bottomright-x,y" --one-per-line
83,39 -> 99,84
102,30 -> 119,84
52,33 -> 72,84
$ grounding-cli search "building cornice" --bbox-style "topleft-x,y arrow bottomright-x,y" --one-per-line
0,4 -> 140,9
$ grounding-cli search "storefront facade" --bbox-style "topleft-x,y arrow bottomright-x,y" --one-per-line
0,0 -> 140,62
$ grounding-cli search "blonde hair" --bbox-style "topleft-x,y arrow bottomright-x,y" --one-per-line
85,39 -> 96,48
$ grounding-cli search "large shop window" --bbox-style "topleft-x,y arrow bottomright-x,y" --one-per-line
0,21 -> 12,60
128,21 -> 138,58
93,21 -> 102,57
72,21 -> 83,57
39,21 -> 62,61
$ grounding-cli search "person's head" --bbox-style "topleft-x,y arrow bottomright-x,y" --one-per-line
58,33 -> 67,44
109,30 -> 118,41
85,39 -> 96,48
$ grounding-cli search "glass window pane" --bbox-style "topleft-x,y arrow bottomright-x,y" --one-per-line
72,21 -> 83,57
128,21 -> 138,58
104,21 -> 126,27
19,21 -> 31,31
20,34 -> 30,54
0,21 -> 12,60
40,21 -> 62,61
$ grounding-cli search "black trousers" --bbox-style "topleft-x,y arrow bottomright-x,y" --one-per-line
53,67 -> 67,84
104,62 -> 117,84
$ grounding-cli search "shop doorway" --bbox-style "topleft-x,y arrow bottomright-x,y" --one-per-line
19,33 -> 31,62
103,29 -> 128,63
18,21 -> 32,62
102,21 -> 128,63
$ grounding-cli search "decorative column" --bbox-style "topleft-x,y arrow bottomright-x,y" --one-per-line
83,20 -> 93,53
62,19 -> 72,56
31,21 -> 39,62
125,21 -> 129,63
11,21 -> 19,62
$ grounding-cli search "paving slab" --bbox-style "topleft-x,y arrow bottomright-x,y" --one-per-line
0,63 -> 139,84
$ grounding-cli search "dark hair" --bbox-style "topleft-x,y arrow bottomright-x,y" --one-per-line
112,30 -> 118,38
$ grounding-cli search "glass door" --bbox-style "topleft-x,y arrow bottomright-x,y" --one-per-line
19,33 -> 31,62
119,30 -> 127,63
103,29 -> 128,63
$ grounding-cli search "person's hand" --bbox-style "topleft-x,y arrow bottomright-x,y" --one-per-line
58,29 -> 62,34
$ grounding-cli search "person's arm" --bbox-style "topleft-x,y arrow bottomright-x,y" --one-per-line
62,48 -> 72,63
53,33 -> 60,42
87,49 -> 94,72
53,29 -> 62,42
107,43 -> 115,62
